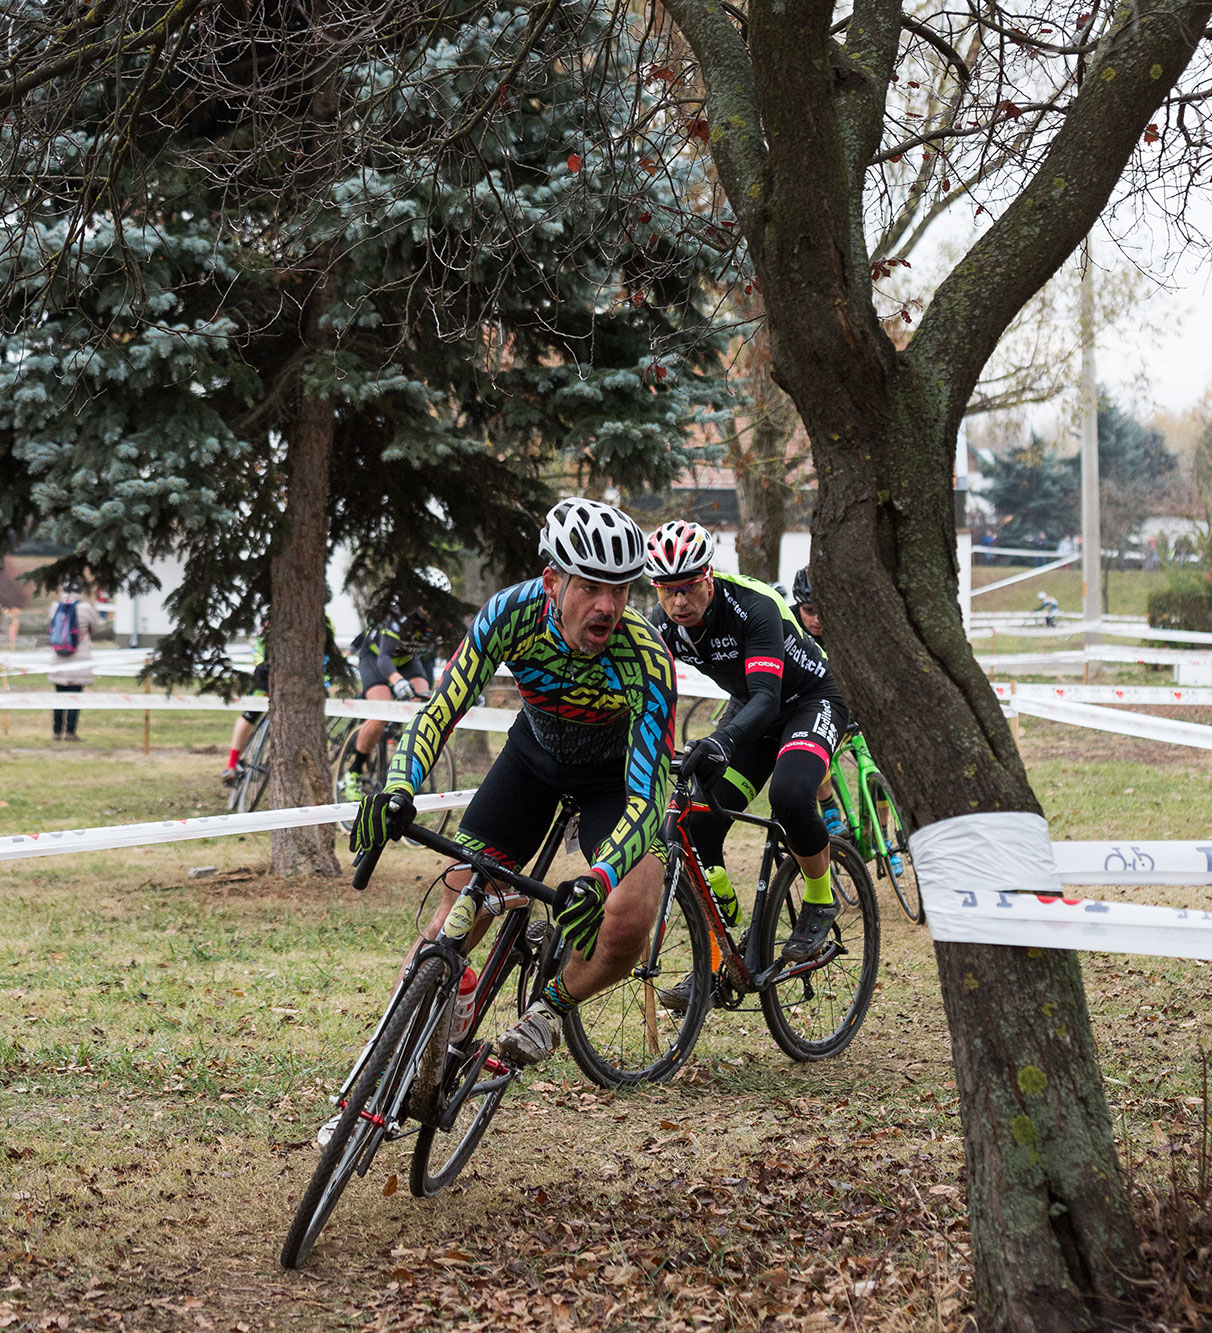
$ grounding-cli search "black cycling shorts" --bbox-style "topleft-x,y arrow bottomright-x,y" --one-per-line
455,713 -> 664,874
241,660 -> 270,724
358,647 -> 429,695
690,688 -> 849,862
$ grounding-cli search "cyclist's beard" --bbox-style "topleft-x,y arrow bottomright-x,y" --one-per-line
575,612 -> 616,655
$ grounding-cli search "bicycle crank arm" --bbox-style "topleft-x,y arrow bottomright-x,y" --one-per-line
752,943 -> 848,991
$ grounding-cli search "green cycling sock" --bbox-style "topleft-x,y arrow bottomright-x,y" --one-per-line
802,867 -> 833,906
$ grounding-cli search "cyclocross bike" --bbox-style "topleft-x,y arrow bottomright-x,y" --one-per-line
226,713 -> 271,814
566,763 -> 881,1085
281,807 -> 575,1269
828,722 -> 921,923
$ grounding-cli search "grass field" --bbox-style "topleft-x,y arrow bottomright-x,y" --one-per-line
2,685 -> 1212,1329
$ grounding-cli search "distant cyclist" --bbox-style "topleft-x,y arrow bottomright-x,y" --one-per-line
349,499 -> 677,1069
341,579 -> 448,803
791,565 -> 844,837
222,623 -> 269,786
1037,590 -> 1060,628
648,522 -> 848,972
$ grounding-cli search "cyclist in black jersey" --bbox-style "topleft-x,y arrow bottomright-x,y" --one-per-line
341,590 -> 444,802
791,565 -> 844,837
349,498 -> 676,1069
647,521 -> 849,967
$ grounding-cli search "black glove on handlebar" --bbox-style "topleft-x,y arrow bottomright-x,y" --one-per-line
680,734 -> 733,791
349,789 -> 416,855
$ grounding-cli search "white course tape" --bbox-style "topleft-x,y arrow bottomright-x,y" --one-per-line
991,683 -> 1212,705
1011,697 -> 1212,750
911,815 -> 1212,961
0,692 -> 520,732
1052,841 -> 1212,886
674,664 -> 729,701
0,790 -> 477,861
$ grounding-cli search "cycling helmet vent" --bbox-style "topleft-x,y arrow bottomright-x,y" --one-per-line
644,520 -> 715,581
538,498 -> 647,584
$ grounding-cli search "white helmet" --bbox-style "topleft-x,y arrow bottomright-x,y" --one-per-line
539,498 -> 646,584
645,520 -> 715,581
418,566 -> 452,594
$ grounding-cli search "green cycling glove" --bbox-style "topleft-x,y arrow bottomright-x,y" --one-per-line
554,875 -> 609,962
349,790 -> 416,855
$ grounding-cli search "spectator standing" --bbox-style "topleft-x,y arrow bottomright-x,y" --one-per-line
48,578 -> 100,742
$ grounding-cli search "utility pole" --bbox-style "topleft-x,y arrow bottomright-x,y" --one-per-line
1079,239 -> 1102,666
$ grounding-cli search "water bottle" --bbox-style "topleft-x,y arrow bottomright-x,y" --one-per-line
450,965 -> 478,1043
706,865 -> 741,928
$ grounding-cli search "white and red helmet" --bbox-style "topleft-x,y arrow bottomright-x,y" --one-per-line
539,498 -> 647,584
645,520 -> 716,581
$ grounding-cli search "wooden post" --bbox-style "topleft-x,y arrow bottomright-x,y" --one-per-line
143,675 -> 151,756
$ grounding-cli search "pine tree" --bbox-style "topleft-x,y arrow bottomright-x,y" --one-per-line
0,1 -> 730,872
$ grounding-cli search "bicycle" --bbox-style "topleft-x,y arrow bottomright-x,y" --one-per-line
332,708 -> 456,842
564,762 -> 881,1085
828,723 -> 922,924
226,713 -> 271,814
280,796 -> 667,1268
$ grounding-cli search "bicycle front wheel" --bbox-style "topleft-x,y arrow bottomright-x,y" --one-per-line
237,719 -> 271,813
865,771 -> 923,924
410,1042 -> 514,1197
563,870 -> 712,1087
280,958 -> 444,1270
758,838 -> 880,1061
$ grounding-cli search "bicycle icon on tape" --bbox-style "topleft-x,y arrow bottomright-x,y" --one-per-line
1103,846 -> 1155,874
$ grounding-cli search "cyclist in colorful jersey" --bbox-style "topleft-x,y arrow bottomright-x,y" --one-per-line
350,498 -> 676,1068
647,521 -> 848,969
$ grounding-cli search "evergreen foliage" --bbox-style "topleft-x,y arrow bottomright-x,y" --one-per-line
0,0 -> 731,679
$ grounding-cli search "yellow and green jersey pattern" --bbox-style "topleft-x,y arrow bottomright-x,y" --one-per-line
384,579 -> 676,889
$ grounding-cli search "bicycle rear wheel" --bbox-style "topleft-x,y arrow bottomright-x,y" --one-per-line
757,838 -> 880,1061
236,719 -> 271,813
280,958 -> 444,1269
562,869 -> 712,1087
865,771 -> 923,924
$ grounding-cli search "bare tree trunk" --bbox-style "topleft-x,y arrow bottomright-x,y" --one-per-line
266,260 -> 340,879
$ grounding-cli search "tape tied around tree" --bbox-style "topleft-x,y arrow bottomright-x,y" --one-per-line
911,813 -> 1212,961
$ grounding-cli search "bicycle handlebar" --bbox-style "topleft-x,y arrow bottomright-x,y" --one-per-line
351,795 -> 560,905
668,754 -> 783,833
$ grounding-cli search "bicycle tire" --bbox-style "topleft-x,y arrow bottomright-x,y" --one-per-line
409,745 -> 455,842
333,727 -> 454,841
757,838 -> 880,1061
562,869 -> 712,1087
280,958 -> 444,1269
409,1043 -> 513,1197
679,696 -> 722,749
865,771 -> 923,924
236,719 -> 271,814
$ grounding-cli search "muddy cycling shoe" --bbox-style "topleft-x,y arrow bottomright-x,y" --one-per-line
657,972 -> 694,1014
783,899 -> 840,962
316,1112 -> 341,1149
221,766 -> 239,787
497,1000 -> 562,1067
341,770 -> 365,802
